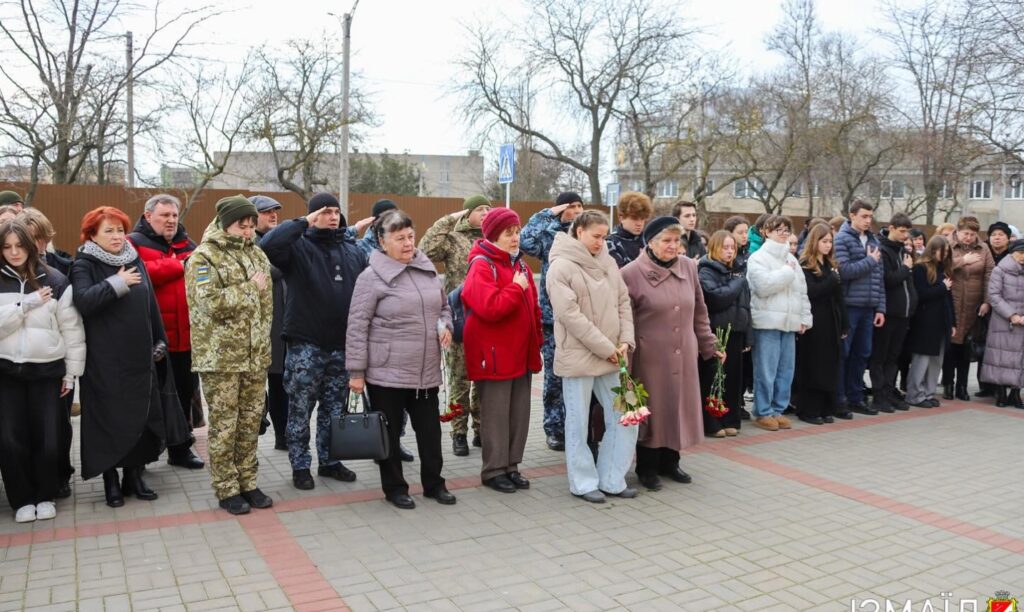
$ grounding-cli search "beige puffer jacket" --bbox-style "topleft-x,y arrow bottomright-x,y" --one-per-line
546,232 -> 635,378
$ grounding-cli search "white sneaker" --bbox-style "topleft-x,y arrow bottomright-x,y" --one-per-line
35,501 -> 56,520
14,504 -> 35,523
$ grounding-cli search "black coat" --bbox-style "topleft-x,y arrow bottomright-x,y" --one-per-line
697,257 -> 751,338
256,229 -> 287,374
259,219 -> 368,350
797,261 -> 849,391
71,250 -> 186,479
879,236 -> 917,319
684,230 -> 706,260
906,264 -> 955,356
606,226 -> 643,268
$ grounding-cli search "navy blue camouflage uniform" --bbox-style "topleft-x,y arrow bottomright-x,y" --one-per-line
520,209 -> 571,438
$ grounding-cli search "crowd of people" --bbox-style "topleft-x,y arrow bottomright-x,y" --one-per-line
0,184 -> 1020,520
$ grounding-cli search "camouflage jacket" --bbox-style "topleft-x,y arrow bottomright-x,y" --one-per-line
419,213 -> 482,295
520,208 -> 570,325
185,221 -> 273,373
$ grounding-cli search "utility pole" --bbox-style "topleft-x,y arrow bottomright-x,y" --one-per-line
126,32 -> 135,188
331,1 -> 359,220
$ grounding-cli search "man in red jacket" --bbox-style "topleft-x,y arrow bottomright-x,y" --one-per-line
128,194 -> 204,469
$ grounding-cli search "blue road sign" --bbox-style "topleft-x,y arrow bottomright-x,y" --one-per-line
498,144 -> 515,184
605,182 -> 620,206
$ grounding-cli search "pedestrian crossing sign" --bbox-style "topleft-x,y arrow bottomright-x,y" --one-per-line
498,144 -> 515,184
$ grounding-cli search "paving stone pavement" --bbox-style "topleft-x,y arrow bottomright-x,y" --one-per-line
0,374 -> 1022,611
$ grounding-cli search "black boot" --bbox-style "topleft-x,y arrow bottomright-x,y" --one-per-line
1010,388 -> 1023,408
954,384 -> 970,402
943,383 -> 954,400
167,444 -> 205,469
103,469 -> 124,508
996,386 -> 1009,407
452,434 -> 469,457
121,466 -> 158,501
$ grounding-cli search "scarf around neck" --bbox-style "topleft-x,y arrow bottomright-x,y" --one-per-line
81,239 -> 138,267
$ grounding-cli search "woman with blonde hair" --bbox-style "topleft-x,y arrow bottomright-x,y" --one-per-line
795,224 -> 849,423
697,230 -> 750,437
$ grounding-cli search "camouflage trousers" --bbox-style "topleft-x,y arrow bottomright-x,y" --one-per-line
284,342 -> 347,471
541,324 -> 565,437
447,342 -> 480,438
201,371 -> 265,501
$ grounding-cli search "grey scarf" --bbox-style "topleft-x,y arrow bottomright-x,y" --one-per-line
81,239 -> 138,267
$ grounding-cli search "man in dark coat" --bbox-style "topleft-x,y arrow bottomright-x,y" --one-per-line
252,195 -> 289,450
834,200 -> 886,415
672,200 -> 707,260
259,192 -> 368,490
127,194 -> 204,470
869,214 -> 918,413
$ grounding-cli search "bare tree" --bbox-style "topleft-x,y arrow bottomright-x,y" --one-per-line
0,0 -> 219,198
246,38 -> 370,200
456,0 -> 693,204
880,0 -> 989,224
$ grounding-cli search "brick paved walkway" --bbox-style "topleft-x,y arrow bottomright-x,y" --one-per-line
1,376 -> 1022,611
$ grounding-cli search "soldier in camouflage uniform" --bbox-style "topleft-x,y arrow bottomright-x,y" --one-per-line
420,194 -> 491,456
520,192 -> 584,450
185,196 -> 274,516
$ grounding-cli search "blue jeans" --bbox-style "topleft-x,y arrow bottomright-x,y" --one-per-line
561,373 -> 638,496
839,306 -> 875,404
752,329 -> 796,418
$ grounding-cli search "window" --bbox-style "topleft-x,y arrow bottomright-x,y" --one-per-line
693,178 -> 715,197
439,161 -> 450,184
631,180 -> 644,192
970,179 -> 992,199
939,182 -> 956,199
657,180 -> 678,198
881,180 -> 905,199
786,183 -> 802,197
1006,175 -> 1024,200
733,178 -> 764,199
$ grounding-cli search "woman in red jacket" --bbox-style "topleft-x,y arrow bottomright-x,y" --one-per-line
461,208 -> 543,494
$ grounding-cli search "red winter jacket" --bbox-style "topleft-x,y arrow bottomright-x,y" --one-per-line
461,239 -> 543,381
128,217 -> 196,352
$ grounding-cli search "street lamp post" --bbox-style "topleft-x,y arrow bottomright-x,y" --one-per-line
330,1 -> 359,220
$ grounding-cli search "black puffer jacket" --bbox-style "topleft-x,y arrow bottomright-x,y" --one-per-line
697,256 -> 751,337
259,218 -> 368,350
879,236 -> 918,319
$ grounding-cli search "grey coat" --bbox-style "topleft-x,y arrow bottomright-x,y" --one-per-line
345,249 -> 452,389
981,256 -> 1024,387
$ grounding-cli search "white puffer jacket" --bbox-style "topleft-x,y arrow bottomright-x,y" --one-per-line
0,264 -> 86,387
747,238 -> 813,333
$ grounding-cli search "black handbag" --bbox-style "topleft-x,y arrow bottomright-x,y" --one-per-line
968,315 -> 989,363
329,390 -> 390,461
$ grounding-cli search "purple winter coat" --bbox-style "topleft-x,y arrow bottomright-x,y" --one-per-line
345,249 -> 452,389
981,255 -> 1024,388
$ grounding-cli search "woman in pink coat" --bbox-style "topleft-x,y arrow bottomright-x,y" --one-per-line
622,217 -> 724,492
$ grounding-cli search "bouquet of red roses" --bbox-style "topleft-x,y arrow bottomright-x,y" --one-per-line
704,325 -> 731,418
612,355 -> 651,426
439,352 -> 465,423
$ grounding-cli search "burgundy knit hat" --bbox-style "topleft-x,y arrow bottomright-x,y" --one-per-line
482,208 -> 521,242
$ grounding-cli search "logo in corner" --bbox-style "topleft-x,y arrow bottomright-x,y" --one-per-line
988,591 -> 1018,612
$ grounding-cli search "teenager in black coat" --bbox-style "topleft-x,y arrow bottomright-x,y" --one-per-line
697,231 -> 751,437
795,224 -> 849,423
71,207 -> 190,508
904,236 -> 956,407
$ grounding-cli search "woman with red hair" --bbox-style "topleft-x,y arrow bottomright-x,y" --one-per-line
70,207 -> 189,508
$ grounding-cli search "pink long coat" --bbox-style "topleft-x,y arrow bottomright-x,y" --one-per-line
622,253 -> 717,451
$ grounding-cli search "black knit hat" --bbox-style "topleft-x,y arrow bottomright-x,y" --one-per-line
308,192 -> 340,213
555,192 -> 583,206
988,221 -> 1012,240
642,216 -> 682,244
1009,239 -> 1024,254
216,195 -> 258,230
371,198 -> 398,218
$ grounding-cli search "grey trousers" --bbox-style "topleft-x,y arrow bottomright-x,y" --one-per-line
477,375 -> 532,481
906,346 -> 945,404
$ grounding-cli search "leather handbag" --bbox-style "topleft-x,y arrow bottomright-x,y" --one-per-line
329,391 -> 390,461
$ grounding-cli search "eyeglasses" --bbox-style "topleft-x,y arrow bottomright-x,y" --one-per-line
771,227 -> 792,236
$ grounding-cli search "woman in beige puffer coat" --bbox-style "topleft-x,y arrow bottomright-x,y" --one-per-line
547,211 -> 635,504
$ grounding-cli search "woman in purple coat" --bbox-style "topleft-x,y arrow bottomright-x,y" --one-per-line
346,211 -> 456,510
981,240 -> 1024,407
622,217 -> 724,492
